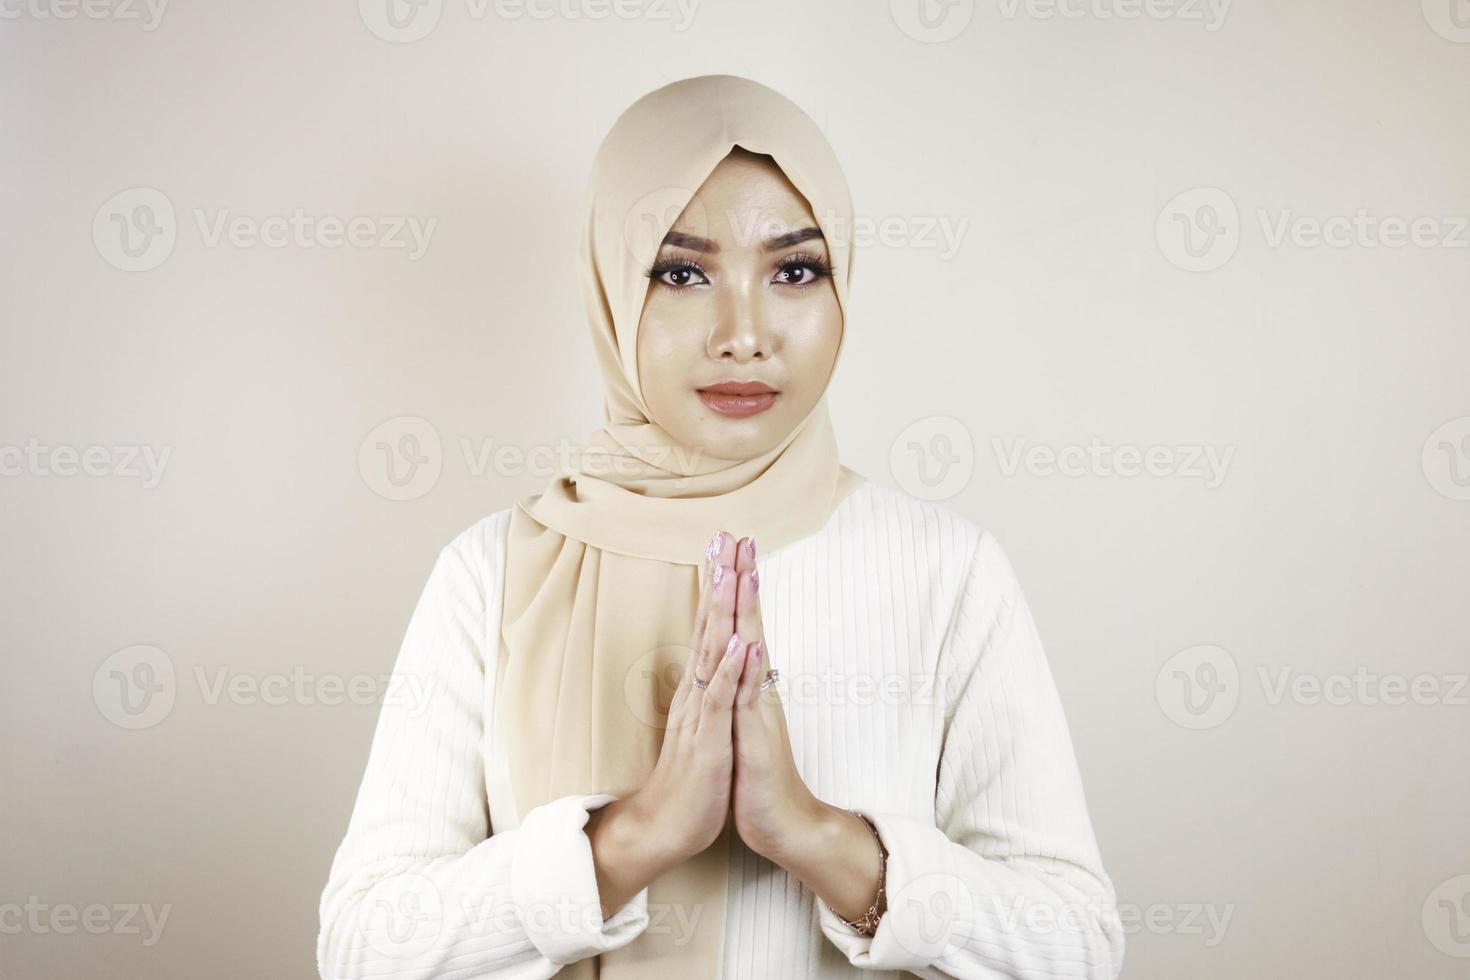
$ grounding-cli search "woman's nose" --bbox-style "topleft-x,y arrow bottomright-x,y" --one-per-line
709,292 -> 773,361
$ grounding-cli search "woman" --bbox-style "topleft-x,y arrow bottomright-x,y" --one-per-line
318,74 -> 1125,980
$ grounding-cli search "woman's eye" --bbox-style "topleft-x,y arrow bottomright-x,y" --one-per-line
776,264 -> 813,285
775,261 -> 828,286
658,264 -> 708,288
650,257 -> 829,289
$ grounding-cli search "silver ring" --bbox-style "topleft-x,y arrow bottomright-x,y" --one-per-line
691,674 -> 710,690
759,668 -> 779,691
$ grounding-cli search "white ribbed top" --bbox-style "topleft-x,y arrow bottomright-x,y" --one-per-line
318,479 -> 1125,979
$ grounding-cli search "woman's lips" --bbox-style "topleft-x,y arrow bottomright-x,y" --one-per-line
697,387 -> 780,418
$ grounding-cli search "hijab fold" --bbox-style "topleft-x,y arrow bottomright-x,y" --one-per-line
497,73 -> 863,978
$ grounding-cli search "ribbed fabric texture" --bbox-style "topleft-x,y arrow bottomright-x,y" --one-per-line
318,480 -> 1125,979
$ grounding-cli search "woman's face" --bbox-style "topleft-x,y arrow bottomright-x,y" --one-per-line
635,148 -> 842,463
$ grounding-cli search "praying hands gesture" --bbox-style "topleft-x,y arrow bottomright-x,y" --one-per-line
586,530 -> 887,932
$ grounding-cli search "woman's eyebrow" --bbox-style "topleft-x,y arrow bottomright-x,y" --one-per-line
761,226 -> 825,252
658,226 -> 825,255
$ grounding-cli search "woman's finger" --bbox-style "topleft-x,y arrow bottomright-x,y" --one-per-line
705,529 -> 737,585
733,535 -> 756,574
735,638 -> 765,711
690,531 -> 726,648
686,530 -> 735,687
689,567 -> 714,660
696,632 -> 747,737
734,566 -> 766,656
696,530 -> 737,638
690,561 -> 736,690
730,538 -> 767,710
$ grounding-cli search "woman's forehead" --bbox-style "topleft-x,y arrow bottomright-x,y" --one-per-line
663,157 -> 823,250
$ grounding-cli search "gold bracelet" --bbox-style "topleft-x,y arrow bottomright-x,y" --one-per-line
826,810 -> 887,938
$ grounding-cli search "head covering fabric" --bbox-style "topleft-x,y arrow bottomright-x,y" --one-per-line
498,73 -> 864,977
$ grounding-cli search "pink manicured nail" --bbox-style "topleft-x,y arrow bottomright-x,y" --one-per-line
726,633 -> 741,657
713,564 -> 724,587
750,641 -> 763,661
706,531 -> 725,564
750,569 -> 759,595
745,537 -> 757,560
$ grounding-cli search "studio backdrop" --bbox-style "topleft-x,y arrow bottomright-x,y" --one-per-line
2,1 -> 1467,978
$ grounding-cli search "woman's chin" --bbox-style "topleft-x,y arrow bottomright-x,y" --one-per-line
689,425 -> 784,464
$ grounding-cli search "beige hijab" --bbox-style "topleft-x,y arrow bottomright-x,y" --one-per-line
499,73 -> 864,977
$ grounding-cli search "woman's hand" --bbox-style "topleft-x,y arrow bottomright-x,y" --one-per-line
587,530 -> 746,915
590,531 -> 884,926
725,536 -> 889,928
641,528 -> 749,858
726,536 -> 825,862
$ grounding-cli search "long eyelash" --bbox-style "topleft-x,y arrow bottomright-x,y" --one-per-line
643,257 -> 706,288
779,250 -> 834,284
643,252 -> 834,289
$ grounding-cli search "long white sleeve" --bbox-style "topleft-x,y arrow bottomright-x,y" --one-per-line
316,528 -> 650,980
319,483 -> 1123,980
816,531 -> 1126,979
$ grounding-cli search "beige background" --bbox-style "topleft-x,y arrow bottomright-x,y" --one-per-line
3,0 -> 1468,977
